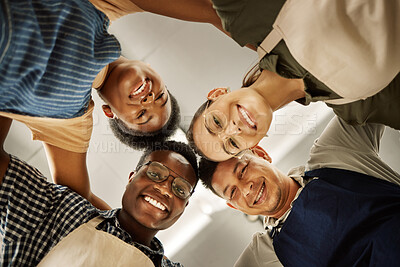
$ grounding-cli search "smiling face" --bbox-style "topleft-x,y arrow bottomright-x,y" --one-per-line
211,153 -> 292,217
121,150 -> 197,230
100,59 -> 171,133
192,88 -> 272,161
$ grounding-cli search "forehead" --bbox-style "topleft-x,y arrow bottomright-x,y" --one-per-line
146,150 -> 197,185
211,157 -> 240,197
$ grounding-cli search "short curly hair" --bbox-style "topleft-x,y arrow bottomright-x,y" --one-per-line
198,156 -> 220,196
136,140 -> 199,189
110,91 -> 181,150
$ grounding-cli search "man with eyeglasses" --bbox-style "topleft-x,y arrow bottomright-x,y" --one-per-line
198,116 -> 400,266
0,138 -> 198,266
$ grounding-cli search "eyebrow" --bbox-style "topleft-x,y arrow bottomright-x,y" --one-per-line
222,184 -> 229,198
137,115 -> 153,125
222,161 -> 241,198
204,125 -> 217,136
233,161 -> 241,175
161,94 -> 169,107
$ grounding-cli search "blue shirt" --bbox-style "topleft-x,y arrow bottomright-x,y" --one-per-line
0,155 -> 182,267
0,0 -> 120,118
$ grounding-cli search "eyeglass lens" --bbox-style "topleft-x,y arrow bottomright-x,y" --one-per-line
146,162 -> 193,199
204,110 -> 246,155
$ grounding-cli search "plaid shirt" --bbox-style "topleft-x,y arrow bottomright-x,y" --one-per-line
0,155 -> 182,267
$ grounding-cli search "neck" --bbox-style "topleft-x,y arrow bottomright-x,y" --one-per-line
251,69 -> 305,111
117,209 -> 158,247
272,177 -> 301,219
92,56 -> 124,91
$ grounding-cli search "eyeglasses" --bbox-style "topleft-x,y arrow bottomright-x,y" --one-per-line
139,161 -> 194,199
203,100 -> 247,157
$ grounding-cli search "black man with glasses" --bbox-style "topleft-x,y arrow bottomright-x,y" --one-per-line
0,139 -> 198,267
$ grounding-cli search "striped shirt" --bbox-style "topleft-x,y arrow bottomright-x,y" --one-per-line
0,0 -> 120,118
0,155 -> 183,267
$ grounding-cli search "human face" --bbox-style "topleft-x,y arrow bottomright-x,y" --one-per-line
101,59 -> 171,133
211,153 -> 291,217
121,150 -> 197,230
193,89 -> 272,161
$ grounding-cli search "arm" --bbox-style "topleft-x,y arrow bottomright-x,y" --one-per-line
43,143 -> 111,210
0,116 -> 12,185
127,0 -> 261,50
129,0 -> 226,33
306,116 -> 400,185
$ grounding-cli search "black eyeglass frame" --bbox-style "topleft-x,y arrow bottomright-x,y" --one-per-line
137,161 -> 195,199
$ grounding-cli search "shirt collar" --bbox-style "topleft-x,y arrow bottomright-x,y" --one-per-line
97,209 -> 166,257
264,166 -> 314,232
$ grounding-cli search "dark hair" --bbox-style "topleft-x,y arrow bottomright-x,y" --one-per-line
110,91 -> 180,150
198,156 -> 220,196
136,140 -> 199,189
186,99 -> 211,159
243,63 -> 261,88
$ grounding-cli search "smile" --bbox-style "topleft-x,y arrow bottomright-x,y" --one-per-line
130,79 -> 151,98
237,105 -> 256,129
144,196 -> 166,211
254,182 -> 265,205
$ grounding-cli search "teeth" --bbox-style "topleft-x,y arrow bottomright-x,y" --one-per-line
131,80 -> 147,96
144,196 -> 166,211
239,107 -> 255,127
255,184 -> 265,203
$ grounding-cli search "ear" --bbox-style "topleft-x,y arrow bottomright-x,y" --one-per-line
226,202 -> 237,210
102,105 -> 114,119
250,145 -> 272,163
207,87 -> 230,101
128,171 -> 135,183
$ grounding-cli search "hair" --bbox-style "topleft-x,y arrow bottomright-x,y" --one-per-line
136,140 -> 199,188
198,156 -> 220,196
186,99 -> 212,159
242,63 -> 262,88
109,91 -> 181,150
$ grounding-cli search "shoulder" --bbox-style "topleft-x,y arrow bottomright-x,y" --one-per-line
234,232 -> 282,267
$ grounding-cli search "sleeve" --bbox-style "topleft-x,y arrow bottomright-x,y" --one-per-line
306,116 -> 400,185
0,156 -> 54,241
234,232 -> 283,267
0,100 -> 95,153
211,0 -> 246,33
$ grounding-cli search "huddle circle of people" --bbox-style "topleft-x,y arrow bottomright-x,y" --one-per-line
0,0 -> 399,266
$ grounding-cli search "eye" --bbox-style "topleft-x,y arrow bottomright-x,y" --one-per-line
173,184 -> 188,199
213,116 -> 222,128
137,110 -> 146,119
155,92 -> 164,101
239,163 -> 248,179
228,138 -> 239,149
175,185 -> 186,196
147,171 -> 161,180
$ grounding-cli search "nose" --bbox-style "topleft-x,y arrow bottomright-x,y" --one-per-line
141,92 -> 154,105
224,120 -> 241,136
154,178 -> 173,198
242,181 -> 253,198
